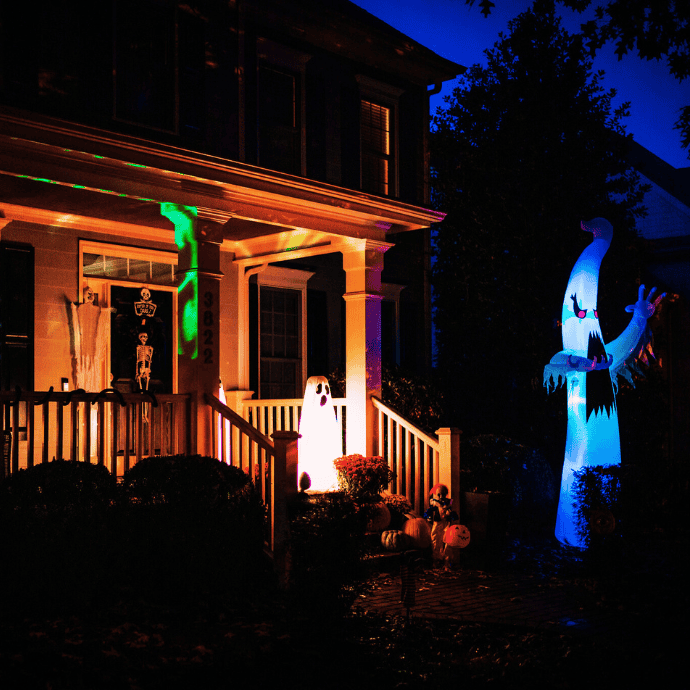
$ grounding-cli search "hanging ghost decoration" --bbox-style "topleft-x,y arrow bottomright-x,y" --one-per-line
298,376 -> 341,492
544,219 -> 664,548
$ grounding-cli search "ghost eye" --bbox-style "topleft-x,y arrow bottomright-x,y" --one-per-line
570,293 -> 587,319
316,383 -> 322,394
594,310 -> 598,319
325,385 -> 330,396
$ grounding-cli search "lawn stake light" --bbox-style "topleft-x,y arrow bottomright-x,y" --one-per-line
297,376 -> 341,491
544,219 -> 664,547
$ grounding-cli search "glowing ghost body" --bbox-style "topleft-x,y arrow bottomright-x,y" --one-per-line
297,376 -> 341,492
544,219 -> 663,548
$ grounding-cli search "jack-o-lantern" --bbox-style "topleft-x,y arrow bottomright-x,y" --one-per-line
444,524 -> 471,549
589,508 -> 615,535
381,530 -> 410,552
366,502 -> 391,532
403,517 -> 432,549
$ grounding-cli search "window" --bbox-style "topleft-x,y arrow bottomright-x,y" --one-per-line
259,65 -> 301,175
256,38 -> 310,176
114,0 -> 177,132
357,76 -> 403,197
251,266 -> 313,399
361,100 -> 391,196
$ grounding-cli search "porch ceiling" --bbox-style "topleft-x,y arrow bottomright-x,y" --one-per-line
0,108 -> 445,243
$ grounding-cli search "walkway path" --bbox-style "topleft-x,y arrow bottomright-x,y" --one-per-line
355,563 -> 626,638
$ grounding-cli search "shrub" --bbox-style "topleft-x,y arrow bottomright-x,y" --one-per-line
117,455 -> 267,604
287,491 -> 368,618
0,461 -> 117,617
572,465 -> 623,549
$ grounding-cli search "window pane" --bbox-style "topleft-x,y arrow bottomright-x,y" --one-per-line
83,253 -> 104,276
128,258 -> 150,282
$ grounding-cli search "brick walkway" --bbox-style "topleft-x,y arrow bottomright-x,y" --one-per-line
355,563 -> 625,638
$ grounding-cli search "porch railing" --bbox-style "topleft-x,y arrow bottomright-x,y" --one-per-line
0,388 -> 190,479
372,397 -> 461,516
238,395 -> 460,517
241,397 -> 347,459
205,393 -> 297,586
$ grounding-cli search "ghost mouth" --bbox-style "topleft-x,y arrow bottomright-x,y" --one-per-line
586,330 -> 615,421
320,395 -> 327,407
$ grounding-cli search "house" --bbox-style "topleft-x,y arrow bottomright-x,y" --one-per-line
627,140 -> 690,464
0,0 -> 463,525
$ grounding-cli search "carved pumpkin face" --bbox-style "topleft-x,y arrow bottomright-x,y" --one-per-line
444,524 -> 471,548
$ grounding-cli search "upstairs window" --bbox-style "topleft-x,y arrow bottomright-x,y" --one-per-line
258,65 -> 300,175
361,100 -> 391,196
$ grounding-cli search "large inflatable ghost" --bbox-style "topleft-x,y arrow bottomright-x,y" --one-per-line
544,219 -> 664,548
297,376 -> 342,491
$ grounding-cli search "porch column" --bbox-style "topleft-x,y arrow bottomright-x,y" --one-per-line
161,203 -> 224,457
342,240 -> 391,456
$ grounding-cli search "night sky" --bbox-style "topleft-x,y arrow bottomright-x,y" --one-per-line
354,0 -> 689,169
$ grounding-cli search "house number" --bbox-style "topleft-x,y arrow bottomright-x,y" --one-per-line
203,291 -> 215,364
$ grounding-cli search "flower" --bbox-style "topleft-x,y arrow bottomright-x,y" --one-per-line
334,455 -> 395,500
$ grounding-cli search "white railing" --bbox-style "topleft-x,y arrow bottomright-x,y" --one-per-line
372,397 -> 461,516
241,397 -> 348,461
0,388 -> 190,479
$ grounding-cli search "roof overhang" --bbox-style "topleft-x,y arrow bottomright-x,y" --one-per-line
0,108 -> 445,248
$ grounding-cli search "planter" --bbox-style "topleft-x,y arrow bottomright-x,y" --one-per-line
460,491 -> 510,548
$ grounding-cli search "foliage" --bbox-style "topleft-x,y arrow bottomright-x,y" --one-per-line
334,454 -> 395,501
287,491 -> 368,618
465,0 -> 690,155
328,363 -> 445,433
380,491 -> 413,515
571,464 -> 622,548
432,0 -> 648,443
0,456 -> 268,617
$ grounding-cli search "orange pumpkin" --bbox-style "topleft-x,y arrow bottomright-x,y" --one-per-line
444,524 -> 471,549
366,502 -> 391,532
402,517 -> 432,549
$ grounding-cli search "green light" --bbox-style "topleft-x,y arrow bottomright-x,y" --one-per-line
125,162 -> 147,168
160,203 -> 199,359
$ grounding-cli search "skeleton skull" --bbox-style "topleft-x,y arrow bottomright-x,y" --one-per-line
140,288 -> 151,302
83,286 -> 94,304
138,332 -> 148,345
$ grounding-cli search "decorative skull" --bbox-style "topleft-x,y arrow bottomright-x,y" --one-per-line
138,332 -> 148,345
140,287 -> 151,302
83,286 -> 95,303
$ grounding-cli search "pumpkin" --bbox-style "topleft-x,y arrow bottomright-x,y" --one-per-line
589,508 -> 615,535
402,517 -> 432,549
381,530 -> 410,552
444,524 -> 471,549
366,502 -> 391,532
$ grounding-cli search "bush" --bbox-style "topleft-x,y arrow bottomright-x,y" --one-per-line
287,491 -> 368,619
328,364 -> 444,434
572,465 -> 623,549
0,456 -> 268,617
117,455 -> 267,604
334,454 -> 394,502
0,461 -> 117,616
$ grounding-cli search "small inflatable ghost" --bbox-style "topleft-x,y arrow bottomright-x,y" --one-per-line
544,219 -> 664,547
298,376 -> 341,491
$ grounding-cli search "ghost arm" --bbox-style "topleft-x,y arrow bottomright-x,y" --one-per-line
605,285 -> 664,369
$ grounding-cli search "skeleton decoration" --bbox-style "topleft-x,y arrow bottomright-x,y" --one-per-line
134,287 -> 157,323
70,286 -> 111,391
135,332 -> 153,390
544,219 -> 664,547
297,376 -> 341,492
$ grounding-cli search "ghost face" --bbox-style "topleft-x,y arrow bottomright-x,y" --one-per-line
304,376 -> 333,408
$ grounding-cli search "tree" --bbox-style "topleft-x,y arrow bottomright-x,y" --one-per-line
431,0 -> 648,447
465,0 -> 690,154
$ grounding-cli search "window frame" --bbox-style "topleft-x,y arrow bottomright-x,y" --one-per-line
357,75 -> 404,197
256,265 -> 313,399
